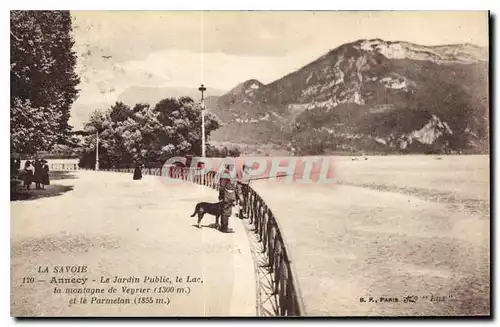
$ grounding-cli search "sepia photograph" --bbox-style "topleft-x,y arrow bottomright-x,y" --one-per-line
10,10 -> 490,317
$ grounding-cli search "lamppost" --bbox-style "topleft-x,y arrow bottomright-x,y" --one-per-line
198,84 -> 206,158
95,130 -> 99,171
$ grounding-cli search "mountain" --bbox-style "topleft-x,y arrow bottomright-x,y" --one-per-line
117,86 -> 226,107
207,39 -> 489,155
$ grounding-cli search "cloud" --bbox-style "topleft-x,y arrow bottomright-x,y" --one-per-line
72,11 -> 488,64
69,11 -> 488,129
69,45 -> 326,129
115,47 -> 327,90
72,11 -> 314,61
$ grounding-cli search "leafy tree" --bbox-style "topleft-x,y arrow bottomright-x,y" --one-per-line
77,110 -> 104,168
78,97 -> 221,169
206,144 -> 241,157
11,10 -> 80,154
109,102 -> 134,123
36,142 -> 82,159
154,97 -> 220,158
84,109 -> 107,133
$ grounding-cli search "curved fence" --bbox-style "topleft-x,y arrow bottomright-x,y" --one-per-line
78,166 -> 305,316
80,167 -> 163,175
169,167 -> 305,316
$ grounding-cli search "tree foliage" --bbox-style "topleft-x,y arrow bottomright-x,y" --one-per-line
11,10 -> 80,154
206,144 -> 241,158
78,98 -> 221,169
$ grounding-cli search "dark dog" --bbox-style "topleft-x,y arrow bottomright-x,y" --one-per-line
190,202 -> 222,228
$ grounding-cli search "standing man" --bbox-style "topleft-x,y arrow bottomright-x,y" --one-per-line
218,164 -> 231,200
15,158 -> 21,175
133,163 -> 143,180
24,161 -> 34,190
33,159 -> 43,190
42,160 -> 50,189
218,164 -> 236,233
10,157 -> 15,178
236,164 -> 251,219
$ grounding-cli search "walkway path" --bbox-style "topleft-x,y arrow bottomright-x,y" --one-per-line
11,170 -> 256,317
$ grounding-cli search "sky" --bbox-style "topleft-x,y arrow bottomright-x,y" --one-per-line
69,11 -> 489,129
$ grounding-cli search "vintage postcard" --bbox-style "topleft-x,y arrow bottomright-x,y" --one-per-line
10,10 -> 490,317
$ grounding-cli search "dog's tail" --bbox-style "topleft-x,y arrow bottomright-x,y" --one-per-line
190,203 -> 200,217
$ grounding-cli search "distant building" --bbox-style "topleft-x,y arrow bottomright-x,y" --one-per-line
20,159 -> 79,171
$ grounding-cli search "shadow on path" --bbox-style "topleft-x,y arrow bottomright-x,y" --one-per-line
10,182 -> 74,202
191,223 -> 220,230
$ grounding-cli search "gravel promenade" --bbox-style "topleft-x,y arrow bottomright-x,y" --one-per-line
11,170 -> 256,317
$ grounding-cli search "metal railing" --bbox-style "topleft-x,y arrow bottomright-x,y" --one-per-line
169,167 -> 305,316
49,163 -> 79,171
78,165 -> 305,316
80,167 -> 163,175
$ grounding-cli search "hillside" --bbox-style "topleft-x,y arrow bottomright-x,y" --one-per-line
117,86 -> 225,107
207,39 -> 489,155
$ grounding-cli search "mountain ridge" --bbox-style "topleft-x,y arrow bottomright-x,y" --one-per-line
207,39 -> 489,155
117,85 -> 226,107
